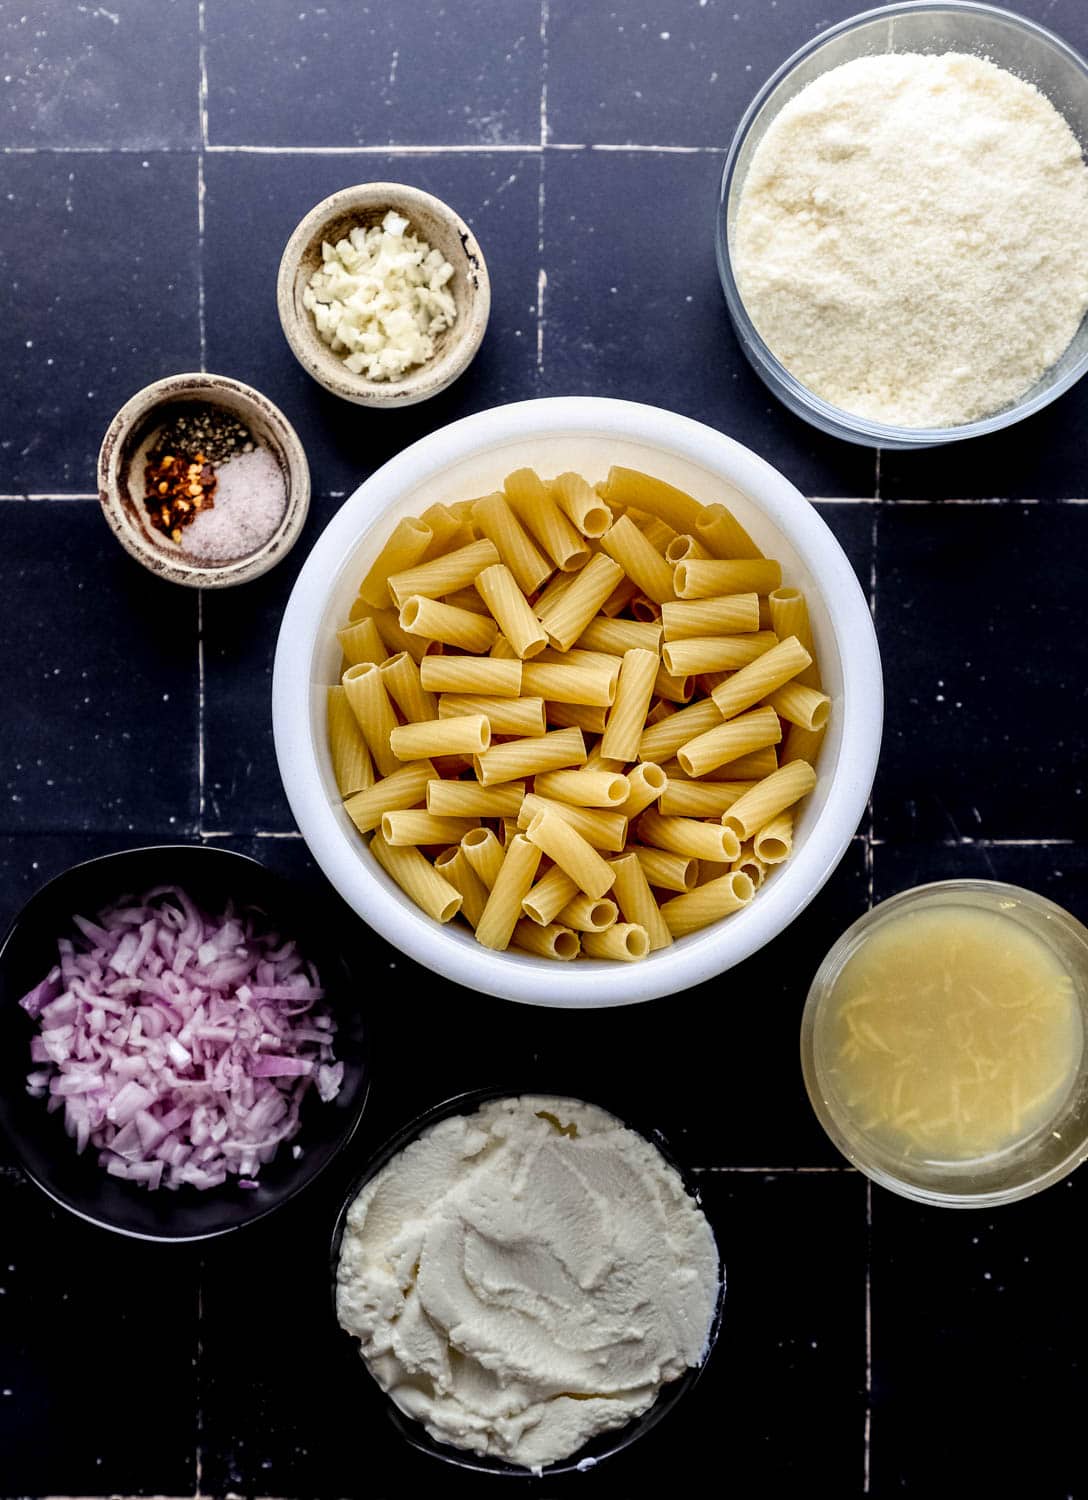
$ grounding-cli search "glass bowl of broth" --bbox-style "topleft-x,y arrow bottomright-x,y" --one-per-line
801,881 -> 1088,1207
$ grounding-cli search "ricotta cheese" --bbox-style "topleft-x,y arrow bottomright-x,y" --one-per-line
335,1095 -> 721,1470
303,210 -> 457,381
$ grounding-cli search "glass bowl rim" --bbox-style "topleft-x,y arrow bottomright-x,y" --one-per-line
328,1084 -> 726,1477
716,0 -> 1088,448
799,878 -> 1088,1207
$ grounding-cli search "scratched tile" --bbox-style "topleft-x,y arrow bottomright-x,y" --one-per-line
0,0 -> 198,148
541,148 -> 875,500
201,149 -> 540,499
0,501 -> 198,835
201,493 -> 344,833
870,1171 -> 1087,1496
0,151 -> 201,493
0,1172 -> 199,1494
546,0 -> 866,146
204,0 -> 542,147
872,841 -> 1088,922
872,503 -> 1088,842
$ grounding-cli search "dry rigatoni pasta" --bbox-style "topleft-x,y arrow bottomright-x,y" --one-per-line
427,779 -> 525,818
525,809 -> 616,901
327,686 -> 374,797
522,866 -> 581,925
326,464 -> 830,960
552,471 -> 612,538
638,809 -> 741,864
517,794 -> 628,852
600,648 -> 659,762
609,852 -> 672,951
753,810 -> 794,865
337,615 -> 386,668
475,726 -> 587,787
475,834 -> 543,950
474,562 -> 548,661
434,846 -> 489,929
599,514 -> 675,605
660,870 -> 754,937
356,516 -> 433,607
673,558 -> 781,599
574,616 -> 662,656
660,594 -> 760,640
380,811 -> 479,847
342,661 -> 400,776
616,761 -> 667,820
470,492 -> 553,595
722,761 -> 818,842
676,705 -> 782,778
695,501 -> 764,561
438,693 -> 547,737
710,635 -> 812,721
390,714 -> 490,762
582,924 -> 650,961
370,830 -> 462,923
504,468 -> 589,572
379,652 -> 437,724
534,767 -> 631,807
661,631 -> 779,677
538,553 -> 625,652
461,826 -> 505,888
387,538 -> 501,608
419,655 -> 522,698
399,595 -> 498,653
343,760 -> 436,836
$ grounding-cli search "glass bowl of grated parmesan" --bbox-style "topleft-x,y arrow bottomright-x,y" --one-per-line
277,182 -> 491,409
716,2 -> 1088,448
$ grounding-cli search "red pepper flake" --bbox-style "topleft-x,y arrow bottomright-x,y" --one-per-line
144,447 -> 216,542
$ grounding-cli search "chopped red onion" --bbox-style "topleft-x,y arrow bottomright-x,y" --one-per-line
19,885 -> 343,1191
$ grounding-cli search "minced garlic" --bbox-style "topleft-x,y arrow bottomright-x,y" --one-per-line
303,210 -> 457,382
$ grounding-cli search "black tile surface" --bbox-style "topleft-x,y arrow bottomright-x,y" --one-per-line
541,147 -> 876,498
202,150 -> 540,498
0,0 -> 199,149
2,0 -> 1088,1496
0,151 -> 201,494
872,502 -> 1088,843
205,0 -> 542,148
0,501 -> 198,835
547,0 -> 866,146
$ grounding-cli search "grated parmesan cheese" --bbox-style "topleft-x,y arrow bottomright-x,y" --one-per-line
733,53 -> 1088,428
303,210 -> 457,382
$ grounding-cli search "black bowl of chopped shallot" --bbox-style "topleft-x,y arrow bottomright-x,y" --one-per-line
0,845 -> 368,1241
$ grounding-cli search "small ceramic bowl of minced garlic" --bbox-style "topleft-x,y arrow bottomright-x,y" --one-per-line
97,372 -> 310,588
276,181 -> 491,408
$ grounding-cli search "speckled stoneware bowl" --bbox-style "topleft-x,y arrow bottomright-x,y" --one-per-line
276,182 -> 490,408
98,372 -> 311,589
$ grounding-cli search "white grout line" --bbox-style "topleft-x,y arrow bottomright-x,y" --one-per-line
536,268 -> 547,376
868,835 -> 1075,847
864,1180 -> 873,1494
0,493 -> 98,500
196,154 -> 206,370
197,591 -> 205,833
540,0 -> 550,150
200,829 -> 304,839
693,1165 -> 859,1174
865,505 -> 878,907
194,1275 -> 204,1498
203,141 -> 532,155
197,0 -> 209,150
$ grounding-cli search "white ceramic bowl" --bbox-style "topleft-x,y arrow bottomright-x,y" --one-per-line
272,398 -> 882,1007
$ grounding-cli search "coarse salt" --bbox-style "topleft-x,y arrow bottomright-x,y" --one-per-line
181,446 -> 287,564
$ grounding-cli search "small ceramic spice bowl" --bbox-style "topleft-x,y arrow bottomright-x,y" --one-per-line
277,181 -> 490,408
97,372 -> 311,589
